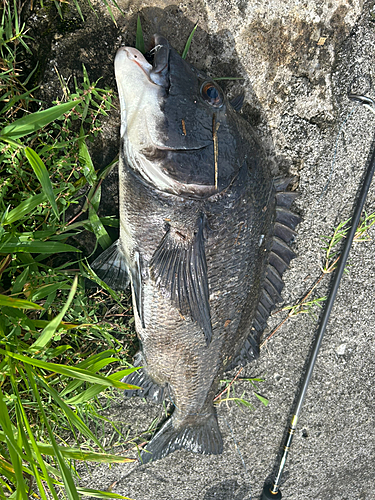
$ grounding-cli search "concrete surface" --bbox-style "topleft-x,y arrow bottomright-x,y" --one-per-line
28,0 -> 375,498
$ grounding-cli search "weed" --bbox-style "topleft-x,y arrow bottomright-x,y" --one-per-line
214,369 -> 269,410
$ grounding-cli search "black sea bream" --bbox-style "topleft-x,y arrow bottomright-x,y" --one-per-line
92,34 -> 299,464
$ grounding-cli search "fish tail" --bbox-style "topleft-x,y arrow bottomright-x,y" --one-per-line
140,410 -> 223,464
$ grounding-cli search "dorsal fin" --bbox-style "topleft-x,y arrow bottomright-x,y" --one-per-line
226,180 -> 300,370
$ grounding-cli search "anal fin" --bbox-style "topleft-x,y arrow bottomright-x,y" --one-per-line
121,352 -> 165,404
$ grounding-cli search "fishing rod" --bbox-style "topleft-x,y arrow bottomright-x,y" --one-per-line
261,93 -> 375,500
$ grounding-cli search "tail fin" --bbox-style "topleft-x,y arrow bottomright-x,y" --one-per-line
140,411 -> 223,464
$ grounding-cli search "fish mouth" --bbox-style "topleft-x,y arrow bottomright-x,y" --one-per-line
116,34 -> 170,89
145,34 -> 171,88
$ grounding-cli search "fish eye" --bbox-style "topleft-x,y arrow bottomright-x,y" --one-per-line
200,82 -> 223,107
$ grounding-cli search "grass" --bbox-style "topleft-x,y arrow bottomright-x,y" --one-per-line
0,2 -> 140,499
214,368 -> 268,410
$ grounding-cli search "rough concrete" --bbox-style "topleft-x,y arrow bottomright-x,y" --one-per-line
27,0 -> 375,498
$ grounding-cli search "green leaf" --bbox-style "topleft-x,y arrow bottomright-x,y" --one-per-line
1,350 -> 136,390
102,0 -> 118,27
31,281 -> 70,301
182,23 -> 198,59
0,388 -> 29,500
31,276 -> 78,349
136,15 -> 145,54
79,126 -> 97,186
89,207 -> 112,250
0,294 -> 44,310
254,393 -> 269,406
11,371 -> 59,500
11,266 -> 30,294
3,192 -> 47,225
24,147 -> 59,219
25,365 -> 81,500
63,384 -> 106,404
30,319 -> 84,330
34,442 -> 134,463
0,100 -> 80,140
77,488 -> 133,499
37,377 -> 103,449
0,240 -> 80,254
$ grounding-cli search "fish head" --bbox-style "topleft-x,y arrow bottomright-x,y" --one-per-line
115,34 -> 247,198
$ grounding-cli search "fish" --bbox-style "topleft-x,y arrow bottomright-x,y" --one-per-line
91,33 -> 299,464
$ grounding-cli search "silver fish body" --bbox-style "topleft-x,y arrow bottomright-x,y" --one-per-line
92,34 -> 299,463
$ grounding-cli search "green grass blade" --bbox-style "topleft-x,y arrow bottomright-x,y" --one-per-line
3,192 -> 47,225
0,101 -> 80,140
81,260 -> 122,303
89,207 -> 112,250
37,376 -> 103,449
136,15 -> 145,54
35,443 -> 134,463
77,488 -> 133,499
63,384 -> 109,404
85,184 -> 112,249
0,388 -> 29,500
0,240 -> 80,253
1,88 -> 37,115
254,392 -> 269,406
182,22 -> 198,59
71,0 -> 84,21
1,350 -> 137,390
11,266 -> 30,294
24,147 -> 59,219
11,371 -> 57,500
79,126 -> 97,186
0,294 -> 44,310
102,0 -> 117,27
31,275 -> 78,349
25,365 -> 81,500
30,319 -> 84,330
31,281 -> 70,301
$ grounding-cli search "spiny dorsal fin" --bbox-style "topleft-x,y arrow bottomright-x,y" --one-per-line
227,181 -> 300,370
150,215 -> 212,345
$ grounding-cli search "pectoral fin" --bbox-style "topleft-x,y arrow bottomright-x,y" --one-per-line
90,239 -> 130,290
90,240 -> 144,326
150,216 -> 212,345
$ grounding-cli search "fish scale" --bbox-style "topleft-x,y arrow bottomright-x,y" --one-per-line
91,33 -> 299,463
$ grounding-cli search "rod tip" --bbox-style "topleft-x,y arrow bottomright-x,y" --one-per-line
261,483 -> 282,500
